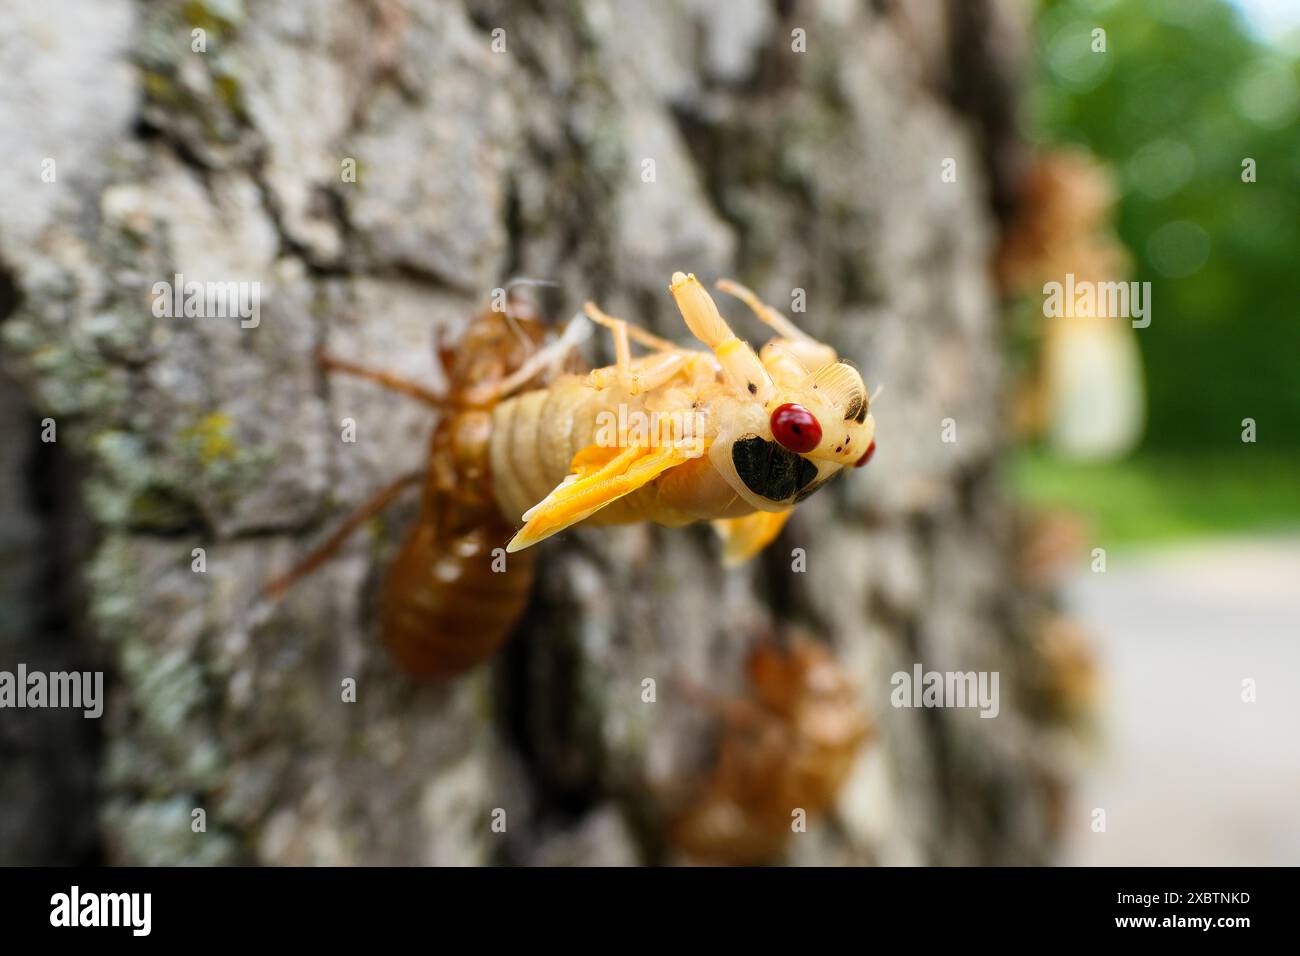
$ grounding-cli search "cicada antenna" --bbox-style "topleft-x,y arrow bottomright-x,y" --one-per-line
500,276 -> 561,351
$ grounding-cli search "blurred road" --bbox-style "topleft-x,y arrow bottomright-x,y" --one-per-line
1059,534 -> 1300,866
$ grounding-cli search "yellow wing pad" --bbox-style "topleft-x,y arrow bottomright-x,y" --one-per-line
506,443 -> 690,552
711,510 -> 792,566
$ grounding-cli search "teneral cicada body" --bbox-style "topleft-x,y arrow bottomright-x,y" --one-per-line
268,272 -> 879,677
492,273 -> 879,561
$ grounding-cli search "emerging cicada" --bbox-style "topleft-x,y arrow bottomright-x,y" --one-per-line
267,272 -> 878,676
499,272 -> 878,557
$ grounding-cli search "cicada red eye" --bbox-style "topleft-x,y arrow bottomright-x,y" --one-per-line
770,403 -> 821,454
854,439 -> 876,467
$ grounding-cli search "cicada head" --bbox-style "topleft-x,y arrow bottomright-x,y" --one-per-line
706,361 -> 876,512
783,361 -> 876,464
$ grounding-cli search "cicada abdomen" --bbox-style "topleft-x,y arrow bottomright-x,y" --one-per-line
379,507 -> 537,678
378,401 -> 539,677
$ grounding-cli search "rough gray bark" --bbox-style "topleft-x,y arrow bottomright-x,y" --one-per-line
1,0 -> 1072,865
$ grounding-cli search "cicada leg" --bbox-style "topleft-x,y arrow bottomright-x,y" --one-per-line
714,278 -> 811,343
714,278 -> 838,371
583,302 -> 678,352
263,471 -> 423,599
583,302 -> 692,395
467,313 -> 590,404
711,510 -> 792,566
315,350 -> 447,408
588,348 -> 692,396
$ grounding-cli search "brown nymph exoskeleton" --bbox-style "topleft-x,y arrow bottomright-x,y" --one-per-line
267,273 -> 879,677
668,636 -> 873,865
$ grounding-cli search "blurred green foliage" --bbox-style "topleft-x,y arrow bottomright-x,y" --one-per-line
1028,0 -> 1300,451
1014,449 -> 1300,544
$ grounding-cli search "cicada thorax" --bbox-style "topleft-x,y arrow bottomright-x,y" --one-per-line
379,308 -> 548,678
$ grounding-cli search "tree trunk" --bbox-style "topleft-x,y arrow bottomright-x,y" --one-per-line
1,0 -> 1069,865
